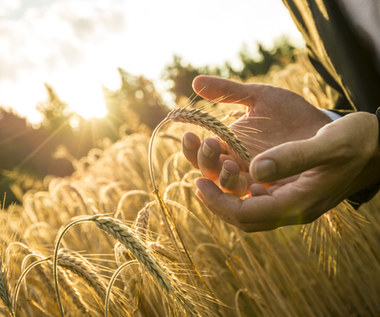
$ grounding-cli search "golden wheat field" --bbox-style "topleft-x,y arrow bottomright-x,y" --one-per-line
1,58 -> 380,317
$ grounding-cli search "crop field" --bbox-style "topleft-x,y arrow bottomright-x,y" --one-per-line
0,59 -> 379,316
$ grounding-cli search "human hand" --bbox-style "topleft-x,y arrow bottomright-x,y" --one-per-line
183,75 -> 331,196
183,76 -> 380,231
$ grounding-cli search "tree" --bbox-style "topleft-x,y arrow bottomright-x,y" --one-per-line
161,55 -> 203,104
224,36 -> 297,79
36,84 -> 73,131
161,37 -> 298,101
104,68 -> 169,133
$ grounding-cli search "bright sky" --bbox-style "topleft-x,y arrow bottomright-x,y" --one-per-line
0,0 -> 303,123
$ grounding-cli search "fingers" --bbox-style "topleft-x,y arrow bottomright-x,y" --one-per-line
249,183 -> 270,196
250,131 -> 338,183
183,133 -> 239,182
182,132 -> 201,168
197,137 -> 224,181
195,177 -> 318,232
219,160 -> 252,196
195,178 -> 284,232
192,75 -> 263,106
195,177 -> 245,226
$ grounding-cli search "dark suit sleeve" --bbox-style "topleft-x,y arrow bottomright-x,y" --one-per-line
346,107 -> 380,208
283,0 -> 380,208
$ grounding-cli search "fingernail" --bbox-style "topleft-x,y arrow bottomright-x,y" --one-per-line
202,141 -> 214,158
221,166 -> 232,177
195,188 -> 205,201
220,167 -> 232,186
255,159 -> 276,181
183,137 -> 196,150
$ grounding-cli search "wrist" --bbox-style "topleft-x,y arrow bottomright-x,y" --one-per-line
376,107 -> 380,146
347,111 -> 380,207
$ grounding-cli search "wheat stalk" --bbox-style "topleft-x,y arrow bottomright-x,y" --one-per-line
105,260 -> 138,317
167,107 -> 252,162
12,257 -> 52,316
0,259 -> 13,317
58,267 -> 89,315
147,106 -> 227,305
53,214 -> 199,316
94,216 -> 199,316
57,251 -> 126,317
148,242 -> 179,262
134,205 -> 150,239
57,250 -> 107,300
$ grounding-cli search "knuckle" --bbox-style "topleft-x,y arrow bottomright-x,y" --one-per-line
220,174 -> 238,190
290,146 -> 307,167
334,140 -> 356,160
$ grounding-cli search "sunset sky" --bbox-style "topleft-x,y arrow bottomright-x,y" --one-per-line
0,0 -> 303,123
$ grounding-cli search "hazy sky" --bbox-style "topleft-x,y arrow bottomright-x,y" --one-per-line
0,0 -> 303,123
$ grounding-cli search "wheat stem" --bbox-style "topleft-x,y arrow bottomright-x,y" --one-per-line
0,259 -> 13,317
12,256 -> 51,315
57,249 -> 108,300
94,216 -> 199,315
105,260 -> 138,317
53,214 -> 101,317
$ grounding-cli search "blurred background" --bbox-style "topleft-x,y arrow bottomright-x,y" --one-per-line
0,0 -> 303,207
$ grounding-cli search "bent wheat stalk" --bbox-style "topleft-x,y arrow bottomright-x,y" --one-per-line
13,257 -> 51,315
148,106 -> 249,296
149,107 -> 251,191
57,250 -> 108,300
53,215 -> 101,317
94,216 -> 199,315
105,260 -> 138,317
53,214 -> 199,316
0,259 -> 13,317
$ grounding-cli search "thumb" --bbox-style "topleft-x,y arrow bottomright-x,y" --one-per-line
250,132 -> 337,182
192,75 -> 263,106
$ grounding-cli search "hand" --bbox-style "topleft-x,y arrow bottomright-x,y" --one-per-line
183,75 -> 331,195
183,76 -> 380,231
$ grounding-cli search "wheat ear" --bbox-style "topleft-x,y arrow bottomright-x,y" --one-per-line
53,215 -> 103,317
148,242 -> 179,262
53,214 -> 199,316
57,250 -> 107,299
13,257 -> 51,315
0,259 -> 13,317
167,107 -> 252,162
134,205 -> 150,239
94,216 -> 199,316
58,268 -> 88,315
58,252 -> 125,317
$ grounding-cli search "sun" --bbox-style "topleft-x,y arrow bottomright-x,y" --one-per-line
65,83 -> 108,120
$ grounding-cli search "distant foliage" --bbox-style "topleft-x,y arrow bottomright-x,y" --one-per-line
225,37 -> 297,79
104,68 -> 169,133
36,84 -> 73,131
163,37 -> 298,102
0,72 -> 170,207
0,109 -> 73,205
162,55 -> 203,104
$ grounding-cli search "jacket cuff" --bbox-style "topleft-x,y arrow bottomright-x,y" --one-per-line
347,106 -> 380,208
